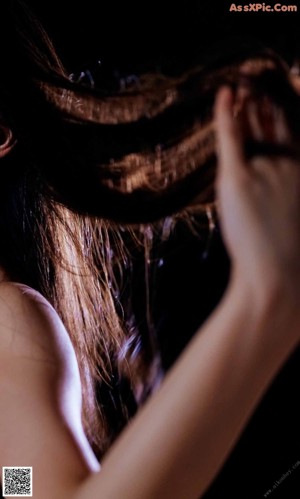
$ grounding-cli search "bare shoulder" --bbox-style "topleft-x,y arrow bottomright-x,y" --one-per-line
0,281 -> 75,366
0,282 -> 100,498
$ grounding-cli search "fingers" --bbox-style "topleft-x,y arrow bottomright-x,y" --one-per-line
214,87 -> 245,174
273,107 -> 292,144
245,92 -> 292,145
214,86 -> 296,182
247,101 -> 265,141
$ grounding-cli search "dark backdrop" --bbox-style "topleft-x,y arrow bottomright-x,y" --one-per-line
28,1 -> 300,72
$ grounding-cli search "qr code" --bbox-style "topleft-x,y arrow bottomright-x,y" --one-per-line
2,467 -> 32,497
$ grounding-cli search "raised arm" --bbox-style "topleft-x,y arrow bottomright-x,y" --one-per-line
75,89 -> 300,498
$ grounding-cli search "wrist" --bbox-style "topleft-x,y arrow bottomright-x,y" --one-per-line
228,266 -> 300,356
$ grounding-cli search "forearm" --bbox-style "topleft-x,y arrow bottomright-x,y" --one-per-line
75,276 -> 300,499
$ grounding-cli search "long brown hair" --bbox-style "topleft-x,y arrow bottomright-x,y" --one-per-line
1,1 -> 300,458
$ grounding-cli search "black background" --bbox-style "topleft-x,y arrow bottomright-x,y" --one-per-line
27,1 -> 300,72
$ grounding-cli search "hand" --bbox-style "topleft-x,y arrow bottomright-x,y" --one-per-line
214,87 -> 300,301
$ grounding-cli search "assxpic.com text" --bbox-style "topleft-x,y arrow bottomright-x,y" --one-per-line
229,3 -> 297,12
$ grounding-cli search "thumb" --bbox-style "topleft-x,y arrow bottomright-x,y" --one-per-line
214,87 -> 245,176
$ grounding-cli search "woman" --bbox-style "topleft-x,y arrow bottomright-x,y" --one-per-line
1,1 -> 300,497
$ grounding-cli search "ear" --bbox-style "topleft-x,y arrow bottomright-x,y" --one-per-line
0,124 -> 15,158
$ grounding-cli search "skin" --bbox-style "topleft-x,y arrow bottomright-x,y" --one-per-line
1,87 -> 300,498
